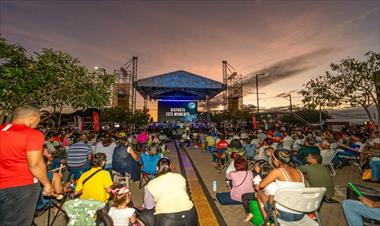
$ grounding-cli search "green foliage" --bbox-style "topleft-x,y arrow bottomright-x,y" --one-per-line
0,37 -> 37,111
211,104 -> 256,123
300,51 -> 380,123
101,107 -> 150,127
0,36 -> 115,116
131,110 -> 150,126
101,107 -> 131,123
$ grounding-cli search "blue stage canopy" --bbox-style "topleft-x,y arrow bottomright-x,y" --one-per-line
135,70 -> 225,101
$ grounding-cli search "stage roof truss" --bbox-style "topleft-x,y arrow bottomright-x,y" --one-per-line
135,70 -> 225,101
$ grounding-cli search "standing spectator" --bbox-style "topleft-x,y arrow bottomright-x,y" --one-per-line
66,134 -> 92,181
0,105 -> 53,226
181,131 -> 191,148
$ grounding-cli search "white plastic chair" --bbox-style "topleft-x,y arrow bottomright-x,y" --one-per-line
270,187 -> 326,226
321,149 -> 338,176
112,170 -> 130,187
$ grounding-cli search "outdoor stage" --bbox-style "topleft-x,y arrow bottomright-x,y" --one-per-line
135,70 -> 226,122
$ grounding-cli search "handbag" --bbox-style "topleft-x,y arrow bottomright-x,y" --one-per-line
227,171 -> 248,189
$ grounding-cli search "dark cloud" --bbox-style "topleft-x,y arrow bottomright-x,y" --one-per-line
242,48 -> 336,95
274,90 -> 297,98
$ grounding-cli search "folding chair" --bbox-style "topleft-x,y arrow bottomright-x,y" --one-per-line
139,171 -> 156,188
321,149 -> 338,176
139,153 -> 161,188
265,187 -> 326,226
338,152 -> 363,174
32,194 -> 68,226
112,170 -> 131,187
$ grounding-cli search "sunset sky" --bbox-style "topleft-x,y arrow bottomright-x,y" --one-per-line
1,0 -> 379,114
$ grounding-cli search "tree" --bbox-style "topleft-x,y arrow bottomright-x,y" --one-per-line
101,107 -> 132,124
0,36 -> 37,120
130,110 -> 150,127
0,36 -> 115,127
300,51 -> 380,127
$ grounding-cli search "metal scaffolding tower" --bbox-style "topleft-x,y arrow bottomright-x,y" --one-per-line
131,56 -> 138,114
222,61 -> 243,112
115,56 -> 138,113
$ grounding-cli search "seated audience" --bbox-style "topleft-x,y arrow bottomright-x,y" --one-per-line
75,153 -> 113,202
299,153 -> 335,201
259,150 -> 306,222
216,135 -> 229,168
293,136 -> 320,165
257,138 -> 273,160
282,131 -> 294,151
226,157 -> 254,202
112,138 -> 139,182
243,159 -> 275,222
144,158 -> 198,226
140,144 -> 162,175
66,134 -> 92,181
109,186 -> 143,226
242,138 -> 255,160
342,197 -> 380,226
334,133 -> 365,168
370,158 -> 380,182
95,136 -> 117,170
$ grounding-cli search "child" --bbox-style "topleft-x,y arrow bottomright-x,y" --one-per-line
243,160 -> 276,222
253,160 -> 277,220
108,187 -> 143,226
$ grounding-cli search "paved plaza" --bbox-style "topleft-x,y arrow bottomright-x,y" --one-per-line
34,142 -> 380,226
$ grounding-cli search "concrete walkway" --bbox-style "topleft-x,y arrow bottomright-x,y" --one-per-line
34,142 -> 380,226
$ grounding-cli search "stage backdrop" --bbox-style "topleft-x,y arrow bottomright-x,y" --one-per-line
158,100 -> 198,122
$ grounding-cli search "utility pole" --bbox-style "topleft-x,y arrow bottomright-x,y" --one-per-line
256,74 -> 259,116
289,94 -> 293,113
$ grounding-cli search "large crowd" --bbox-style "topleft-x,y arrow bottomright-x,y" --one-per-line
1,104 -> 380,226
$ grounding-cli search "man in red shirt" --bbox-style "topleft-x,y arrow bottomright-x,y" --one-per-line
0,105 -> 53,226
216,135 -> 229,169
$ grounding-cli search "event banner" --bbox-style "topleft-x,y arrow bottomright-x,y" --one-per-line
158,100 -> 198,122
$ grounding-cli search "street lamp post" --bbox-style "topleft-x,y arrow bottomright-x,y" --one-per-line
94,66 -> 106,75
